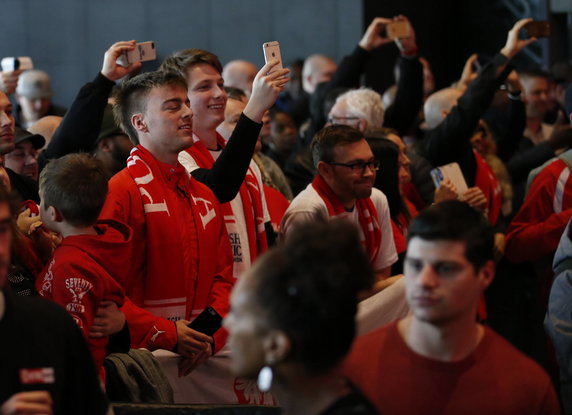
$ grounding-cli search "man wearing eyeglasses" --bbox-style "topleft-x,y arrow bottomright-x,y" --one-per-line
281,124 -> 397,282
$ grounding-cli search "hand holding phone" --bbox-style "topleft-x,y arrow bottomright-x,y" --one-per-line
385,21 -> 411,39
188,306 -> 222,336
524,21 -> 550,38
1,57 -> 33,72
116,41 -> 156,67
430,162 -> 468,196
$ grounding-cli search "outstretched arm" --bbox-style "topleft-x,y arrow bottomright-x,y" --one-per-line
40,41 -> 141,164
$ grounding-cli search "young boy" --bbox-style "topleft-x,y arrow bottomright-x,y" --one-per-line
36,153 -> 132,377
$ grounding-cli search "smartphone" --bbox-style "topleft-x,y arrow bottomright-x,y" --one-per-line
1,57 -> 33,72
116,41 -> 156,67
430,162 -> 468,195
385,21 -> 411,39
188,306 -> 222,336
524,21 -> 551,38
262,41 -> 283,74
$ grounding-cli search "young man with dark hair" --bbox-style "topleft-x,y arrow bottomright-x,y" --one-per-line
0,182 -> 109,415
36,153 -> 131,377
281,124 -> 397,282
344,201 -> 560,414
161,49 -> 289,279
101,69 -> 235,375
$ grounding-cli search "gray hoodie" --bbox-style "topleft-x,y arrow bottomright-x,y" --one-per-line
545,219 -> 572,411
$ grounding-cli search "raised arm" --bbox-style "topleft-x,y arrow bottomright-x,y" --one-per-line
40,41 -> 141,164
191,60 -> 288,202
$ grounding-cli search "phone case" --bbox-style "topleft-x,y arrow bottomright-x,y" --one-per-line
188,306 -> 222,336
430,162 -> 468,195
386,21 -> 411,39
117,42 -> 156,66
262,41 -> 283,74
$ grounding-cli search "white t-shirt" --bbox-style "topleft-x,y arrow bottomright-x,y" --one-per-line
179,148 -> 270,279
280,183 -> 397,272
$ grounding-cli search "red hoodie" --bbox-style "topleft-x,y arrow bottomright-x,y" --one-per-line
36,219 -> 131,374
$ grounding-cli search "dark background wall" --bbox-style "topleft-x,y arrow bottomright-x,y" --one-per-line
0,0 -> 362,107
363,0 -> 571,94
1,0 -> 570,109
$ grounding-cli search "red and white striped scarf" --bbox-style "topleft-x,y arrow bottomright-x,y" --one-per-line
126,145 -> 211,321
184,133 -> 268,264
311,174 -> 381,264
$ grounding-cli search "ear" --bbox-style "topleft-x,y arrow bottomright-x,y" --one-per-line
97,137 -> 112,152
357,118 -> 368,133
131,113 -> 148,133
440,109 -> 449,120
47,205 -> 64,223
478,260 -> 495,290
317,160 -> 333,181
262,329 -> 292,364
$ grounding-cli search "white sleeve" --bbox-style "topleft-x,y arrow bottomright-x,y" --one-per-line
372,190 -> 398,272
250,161 -> 271,223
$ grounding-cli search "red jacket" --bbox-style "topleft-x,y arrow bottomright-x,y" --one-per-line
506,158 -> 572,264
100,164 -> 233,353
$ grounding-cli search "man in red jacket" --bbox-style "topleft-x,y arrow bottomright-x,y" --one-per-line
100,68 -> 234,374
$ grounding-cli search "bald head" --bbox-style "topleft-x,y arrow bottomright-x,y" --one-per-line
423,88 -> 463,129
302,54 -> 337,94
29,115 -> 63,150
222,60 -> 258,95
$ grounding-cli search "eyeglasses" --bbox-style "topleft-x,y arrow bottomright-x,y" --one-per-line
327,116 -> 360,125
328,160 -> 380,174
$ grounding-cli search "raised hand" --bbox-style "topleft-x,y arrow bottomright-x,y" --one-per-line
243,60 -> 289,123
101,40 -> 143,82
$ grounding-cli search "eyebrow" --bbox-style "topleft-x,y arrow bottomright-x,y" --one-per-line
161,98 -> 184,107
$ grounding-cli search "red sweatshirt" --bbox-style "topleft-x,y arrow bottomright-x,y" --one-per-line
37,219 -> 131,372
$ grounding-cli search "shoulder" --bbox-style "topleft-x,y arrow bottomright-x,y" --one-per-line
346,322 -> 396,366
286,184 -> 326,213
482,328 -> 553,384
370,188 -> 389,208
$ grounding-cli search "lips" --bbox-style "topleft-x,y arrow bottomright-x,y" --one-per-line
179,123 -> 193,133
0,132 -> 14,143
412,295 -> 440,307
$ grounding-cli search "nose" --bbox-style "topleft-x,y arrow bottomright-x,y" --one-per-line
418,265 -> 439,289
215,84 -> 227,100
362,163 -> 376,178
183,102 -> 193,120
25,152 -> 37,165
0,111 -> 10,127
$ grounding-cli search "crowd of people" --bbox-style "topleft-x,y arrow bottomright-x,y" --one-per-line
1,13 -> 572,415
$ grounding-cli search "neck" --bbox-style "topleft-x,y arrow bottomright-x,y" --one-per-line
139,139 -> 179,166
398,314 -> 484,362
59,223 -> 98,239
194,127 -> 219,150
272,368 -> 350,415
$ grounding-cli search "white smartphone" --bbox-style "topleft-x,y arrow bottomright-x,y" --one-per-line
116,41 -> 156,67
262,41 -> 283,74
430,162 -> 468,195
1,57 -> 33,72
